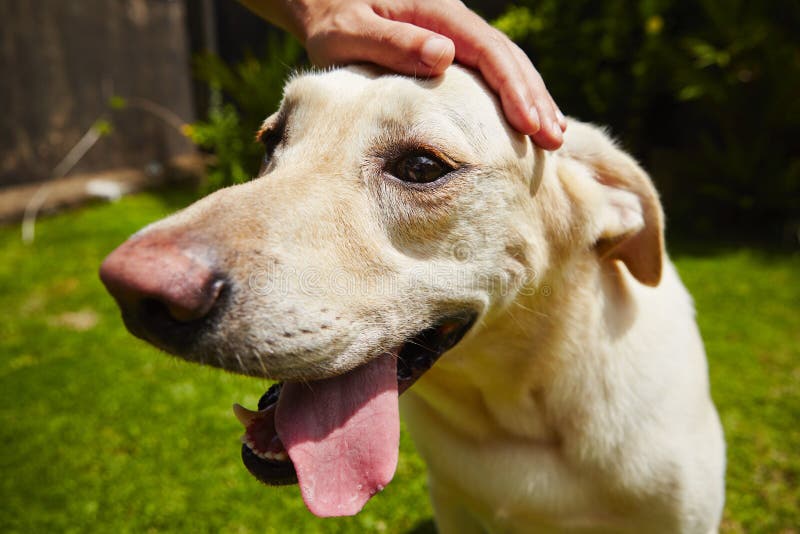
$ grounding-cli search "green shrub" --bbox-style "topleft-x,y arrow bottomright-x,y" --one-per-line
188,35 -> 304,191
493,0 -> 800,241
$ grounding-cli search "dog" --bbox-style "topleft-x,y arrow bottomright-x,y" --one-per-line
100,65 -> 725,532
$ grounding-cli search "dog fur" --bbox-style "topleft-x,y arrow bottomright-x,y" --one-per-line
120,66 -> 726,532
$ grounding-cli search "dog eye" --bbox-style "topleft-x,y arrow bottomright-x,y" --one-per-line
392,152 -> 453,184
257,116 -> 287,173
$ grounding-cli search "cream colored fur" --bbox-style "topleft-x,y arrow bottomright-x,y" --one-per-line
137,66 -> 725,532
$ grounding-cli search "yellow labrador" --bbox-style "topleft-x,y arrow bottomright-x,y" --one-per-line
100,66 -> 725,532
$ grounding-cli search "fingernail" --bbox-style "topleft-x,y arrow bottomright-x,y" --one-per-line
421,36 -> 453,69
551,119 -> 563,142
556,108 -> 566,126
528,106 -> 541,133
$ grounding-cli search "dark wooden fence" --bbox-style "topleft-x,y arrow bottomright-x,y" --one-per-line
0,0 -> 197,189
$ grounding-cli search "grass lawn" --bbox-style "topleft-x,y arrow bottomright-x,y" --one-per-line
1,188 -> 797,533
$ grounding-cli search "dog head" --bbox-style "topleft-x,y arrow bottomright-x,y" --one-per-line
99,66 -> 663,516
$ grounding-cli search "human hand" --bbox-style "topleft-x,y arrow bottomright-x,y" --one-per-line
240,0 -> 566,149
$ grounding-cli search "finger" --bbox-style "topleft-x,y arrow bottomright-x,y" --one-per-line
556,108 -> 567,131
506,40 -> 564,149
509,42 -> 567,133
385,2 -> 564,147
306,11 -> 455,77
388,4 -> 540,133
477,33 -> 545,136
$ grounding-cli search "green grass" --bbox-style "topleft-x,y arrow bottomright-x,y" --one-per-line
673,243 -> 800,532
1,189 -> 797,533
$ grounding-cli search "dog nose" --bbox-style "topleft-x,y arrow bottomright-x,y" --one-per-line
99,233 -> 224,325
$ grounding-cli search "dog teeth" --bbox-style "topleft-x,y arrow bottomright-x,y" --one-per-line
253,448 -> 288,462
255,449 -> 288,462
242,435 -> 289,462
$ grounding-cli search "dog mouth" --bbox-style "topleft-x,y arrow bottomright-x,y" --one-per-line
232,312 -> 476,517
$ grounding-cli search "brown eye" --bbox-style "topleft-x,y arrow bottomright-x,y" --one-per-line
392,152 -> 452,184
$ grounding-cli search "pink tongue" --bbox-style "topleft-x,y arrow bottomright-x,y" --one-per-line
275,355 -> 400,517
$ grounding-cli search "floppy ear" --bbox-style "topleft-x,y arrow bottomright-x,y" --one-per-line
565,124 -> 664,287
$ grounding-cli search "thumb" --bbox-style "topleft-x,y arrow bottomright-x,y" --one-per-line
308,15 -> 455,76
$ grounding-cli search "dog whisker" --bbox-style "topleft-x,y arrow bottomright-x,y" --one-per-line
513,300 -> 550,319
235,352 -> 248,374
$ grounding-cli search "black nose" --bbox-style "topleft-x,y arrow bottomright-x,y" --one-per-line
99,231 -> 224,350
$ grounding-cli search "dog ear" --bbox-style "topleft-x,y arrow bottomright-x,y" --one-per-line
566,125 -> 664,287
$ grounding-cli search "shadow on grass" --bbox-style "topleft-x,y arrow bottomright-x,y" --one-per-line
406,518 -> 437,534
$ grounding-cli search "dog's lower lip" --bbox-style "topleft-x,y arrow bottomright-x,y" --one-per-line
239,311 -> 477,487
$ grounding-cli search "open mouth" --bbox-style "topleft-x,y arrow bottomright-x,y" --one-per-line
232,312 -> 476,516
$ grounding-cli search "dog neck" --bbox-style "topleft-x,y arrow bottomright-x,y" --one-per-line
409,255 -> 645,446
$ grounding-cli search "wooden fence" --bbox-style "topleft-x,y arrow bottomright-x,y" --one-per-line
0,0 -> 197,188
